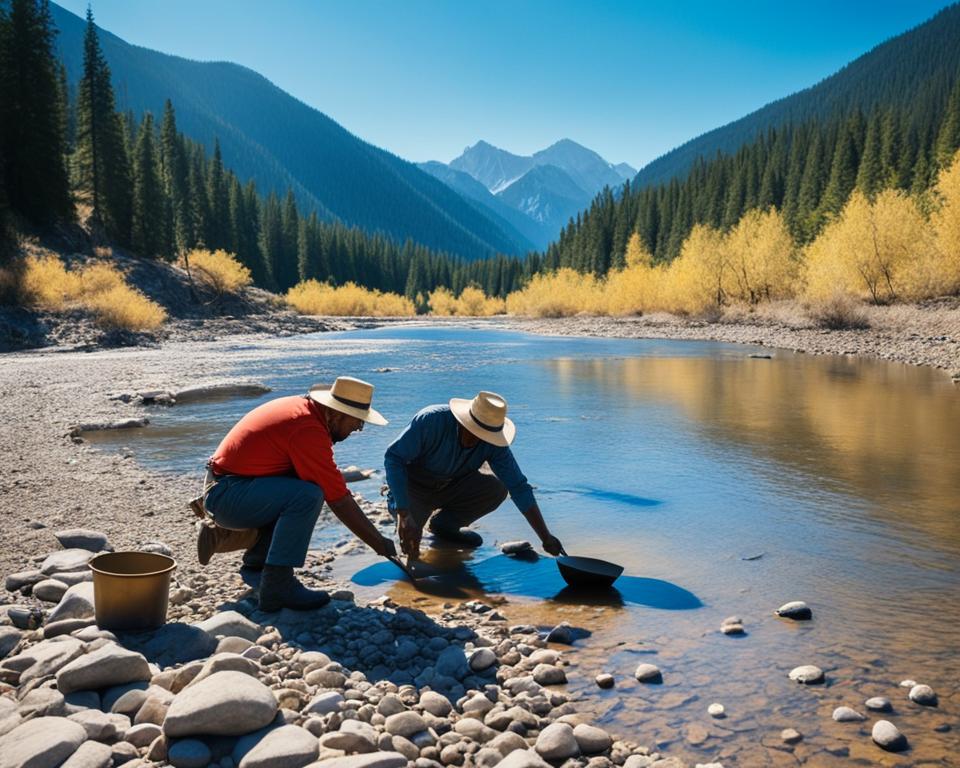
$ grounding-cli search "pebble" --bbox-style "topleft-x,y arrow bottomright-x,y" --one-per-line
899,679 -> 917,688
54,529 -> 112,552
775,601 -> 812,620
469,647 -> 497,672
60,739 -> 113,768
872,720 -> 908,751
634,663 -> 663,684
707,703 -> 725,718
788,665 -> 823,684
126,722 -> 163,747
865,696 -> 891,712
535,722 -> 580,761
501,541 -> 533,555
0,716 -> 87,767
546,623 -> 574,644
533,663 -> 567,685
384,710 -> 427,738
0,627 -> 20,659
908,684 -> 937,706
720,616 -> 744,635
193,611 -> 263,641
832,706 -> 866,722
5,569 -> 43,592
239,724 -> 319,768
305,691 -> 345,716
498,751 -> 552,768
40,548 -> 96,575
595,673 -> 614,689
167,738 -> 212,768
780,728 -> 802,744
57,643 -> 151,694
33,578 -> 69,602
573,723 -> 612,754
419,691 -> 452,717
163,671 -> 278,737
47,581 -> 95,623
310,753 -> 409,768
8,605 -> 43,629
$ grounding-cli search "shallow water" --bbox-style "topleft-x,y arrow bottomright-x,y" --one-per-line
87,326 -> 960,765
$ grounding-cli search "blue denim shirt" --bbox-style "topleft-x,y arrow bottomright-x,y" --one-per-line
384,405 -> 536,513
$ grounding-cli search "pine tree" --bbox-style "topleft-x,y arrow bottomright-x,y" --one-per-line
131,113 -> 165,257
818,118 -> 860,219
272,189 -> 300,291
856,110 -> 885,198
936,76 -> 960,167
159,100 -> 191,252
206,139 -> 229,249
0,0 -> 73,225
75,8 -> 130,243
259,191 -> 282,290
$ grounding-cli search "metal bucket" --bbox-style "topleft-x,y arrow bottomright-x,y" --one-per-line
89,552 -> 176,631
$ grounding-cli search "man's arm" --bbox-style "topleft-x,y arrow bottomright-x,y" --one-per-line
383,412 -> 432,558
328,493 -> 396,557
521,502 -> 563,556
488,449 -> 564,555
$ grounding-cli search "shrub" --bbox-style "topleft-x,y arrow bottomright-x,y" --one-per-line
286,280 -> 415,317
929,150 -> 960,296
85,284 -> 167,330
723,208 -> 799,304
664,224 -> 727,315
182,249 -> 252,296
807,292 -> 870,330
21,254 -> 82,309
428,285 -> 505,316
506,269 -> 603,317
427,286 -> 457,316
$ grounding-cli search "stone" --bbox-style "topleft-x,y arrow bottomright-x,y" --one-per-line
186,652 -> 260,688
5,569 -> 44,592
872,720 -> 907,751
218,636 -> 255,655
908,684 -> 937,706
475,747 -> 505,768
498,751 -> 551,768
50,570 -> 93,587
135,689 -> 175,725
685,724 -> 709,745
41,549 -> 96,575
57,643 -> 151,693
470,647 -> 497,672
490,731 -> 529,756
0,716 -> 87,768
17,688 -> 66,718
865,696 -> 891,712
63,690 -> 100,716
167,738 -> 213,768
47,582 -> 95,623
110,741 -> 139,765
720,616 -> 744,635
8,605 -> 43,630
419,690 -> 452,717
536,722 -> 580,761
501,541 -> 533,555
60,740 -> 113,768
546,624 -> 573,645
54,529 -> 112,553
320,720 -> 378,753
455,717 -> 497,743
15,637 -> 85,685
462,692 -> 495,716
788,665 -> 823,684
707,703 -> 725,718
116,622 -> 218,666
832,706 -> 865,722
435,646 -> 469,678
533,663 -> 567,685
634,663 -> 663,684
104,682 -> 150,714
780,728 -> 802,744
68,708 -> 120,740
573,724 -> 612,754
43,617 -> 94,639
33,579 -> 69,603
0,627 -> 20,659
193,610 -> 263,641
385,710 -> 428,738
239,724 -> 319,768
304,691 -> 344,716
775,601 -> 812,620
899,679 -> 916,688
163,671 -> 279,737
304,752 -> 408,768
126,722 -> 163,747
594,673 -> 614,689
306,669 -> 347,688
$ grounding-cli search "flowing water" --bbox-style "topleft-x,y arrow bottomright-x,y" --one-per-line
86,325 -> 960,766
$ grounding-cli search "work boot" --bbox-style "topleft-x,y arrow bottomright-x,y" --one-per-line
241,524 -> 275,572
428,519 -> 483,548
196,523 -> 259,566
257,565 -> 330,612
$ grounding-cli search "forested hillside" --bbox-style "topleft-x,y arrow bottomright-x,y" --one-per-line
633,3 -> 960,189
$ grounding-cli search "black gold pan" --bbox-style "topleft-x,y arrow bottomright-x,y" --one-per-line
556,554 -> 624,589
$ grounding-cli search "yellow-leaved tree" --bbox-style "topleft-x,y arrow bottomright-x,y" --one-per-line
505,268 -> 603,317
665,224 -> 726,314
604,233 -> 664,315
929,150 -> 960,295
723,208 -> 799,304
427,286 -> 457,316
804,190 -> 933,303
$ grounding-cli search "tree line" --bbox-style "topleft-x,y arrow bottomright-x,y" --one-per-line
545,75 -> 960,276
0,1 -> 534,305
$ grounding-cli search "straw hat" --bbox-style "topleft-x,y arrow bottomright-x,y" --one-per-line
449,391 -> 515,447
309,377 -> 387,425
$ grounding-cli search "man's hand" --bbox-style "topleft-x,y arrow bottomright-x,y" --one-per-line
396,509 -> 422,560
542,534 -> 564,556
372,534 -> 397,558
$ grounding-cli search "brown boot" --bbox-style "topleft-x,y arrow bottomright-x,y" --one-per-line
196,523 -> 259,566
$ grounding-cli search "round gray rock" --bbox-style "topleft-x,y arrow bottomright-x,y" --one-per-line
168,738 -> 212,768
775,601 -> 812,620
832,706 -> 865,722
595,673 -> 614,689
865,696 -> 891,712
533,663 -> 567,685
239,724 -> 319,768
384,710 -> 427,738
780,728 -> 802,744
419,691 -> 452,717
573,724 -> 612,754
163,671 -> 278,737
57,643 -> 151,694
634,663 -> 663,683
470,647 -> 497,672
872,720 -> 907,752
501,541 -> 533,555
536,722 -> 580,761
41,549 -> 96,575
908,684 -> 937,706
0,716 -> 87,768
33,579 -> 69,603
788,665 -> 823,684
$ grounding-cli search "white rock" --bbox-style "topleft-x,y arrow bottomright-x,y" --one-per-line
186,652 -> 260,688
125,722 -> 163,747
304,691 -> 344,716
489,731 -> 529,757
832,706 -> 865,722
54,529 -> 112,553
462,692 -> 495,716
708,703 -> 725,718
865,696 -> 891,712
788,665 -> 823,684
497,751 -> 551,768
33,579 -> 69,603
321,720 -> 378,753
501,541 -> 533,554
573,723 -> 612,754
57,643 -> 151,693
239,724 -> 319,768
535,722 -> 580,761
193,611 -> 263,641
419,691 -> 452,717
775,601 -> 812,620
41,549 -> 96,575
168,738 -> 213,768
47,582 -> 96,623
470,647 -> 497,672
634,663 -> 663,683
872,720 -> 907,751
0,716 -> 87,768
455,717 -> 497,743
304,752 -> 408,768
908,684 -> 937,706
60,740 -> 113,768
384,710 -> 427,737
14,637 -> 85,685
780,728 -> 802,744
533,663 -> 567,685
899,679 -> 916,688
595,673 -> 614,689
163,670 -> 278,737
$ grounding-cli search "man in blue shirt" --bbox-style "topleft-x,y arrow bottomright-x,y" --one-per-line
384,391 -> 564,558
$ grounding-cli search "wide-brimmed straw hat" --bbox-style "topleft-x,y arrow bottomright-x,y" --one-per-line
449,391 -> 515,447
309,377 -> 387,425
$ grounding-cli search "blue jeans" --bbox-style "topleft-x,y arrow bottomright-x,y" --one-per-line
205,475 -> 323,567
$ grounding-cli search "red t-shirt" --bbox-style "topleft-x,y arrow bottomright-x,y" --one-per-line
209,395 -> 350,503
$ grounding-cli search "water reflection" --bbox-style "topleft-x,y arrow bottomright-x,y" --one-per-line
351,551 -> 701,610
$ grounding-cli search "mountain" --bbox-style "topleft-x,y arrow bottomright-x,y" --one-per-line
48,3 -> 536,260
495,165 -> 591,234
441,138 -> 634,241
416,162 -> 553,250
633,3 -> 960,189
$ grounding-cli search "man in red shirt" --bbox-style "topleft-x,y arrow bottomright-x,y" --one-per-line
202,376 -> 396,611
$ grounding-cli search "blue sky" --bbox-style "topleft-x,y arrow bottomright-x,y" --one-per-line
55,0 -> 955,169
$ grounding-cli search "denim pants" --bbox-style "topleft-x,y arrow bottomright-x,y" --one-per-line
390,470 -> 508,532
204,475 -> 323,567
